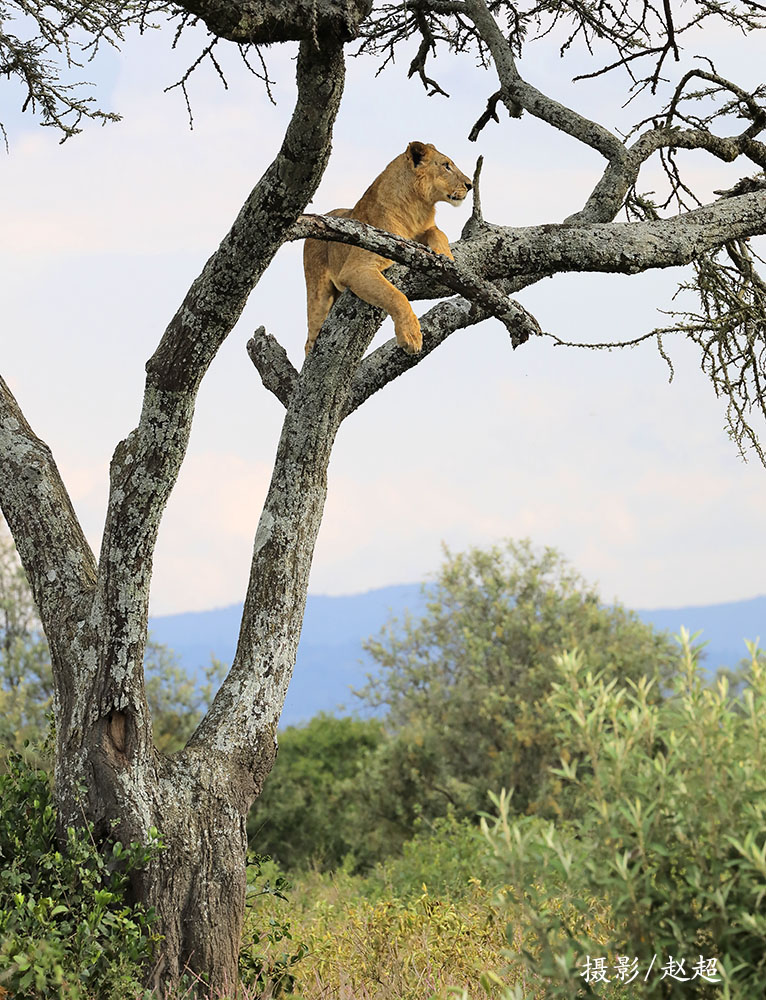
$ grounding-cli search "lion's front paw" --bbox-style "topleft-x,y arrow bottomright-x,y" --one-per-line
395,314 -> 422,355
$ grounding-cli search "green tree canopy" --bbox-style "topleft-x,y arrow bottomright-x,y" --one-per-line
359,539 -> 679,836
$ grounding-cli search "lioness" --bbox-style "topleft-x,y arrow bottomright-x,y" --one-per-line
303,141 -> 472,356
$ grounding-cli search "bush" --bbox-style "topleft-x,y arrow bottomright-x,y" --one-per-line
0,750 -> 160,999
364,813 -> 497,903
239,853 -> 308,997
482,635 -> 766,999
359,539 -> 677,840
260,869 -> 512,1000
248,714 -> 384,872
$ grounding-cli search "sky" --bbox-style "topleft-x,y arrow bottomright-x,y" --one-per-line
2,11 -> 766,616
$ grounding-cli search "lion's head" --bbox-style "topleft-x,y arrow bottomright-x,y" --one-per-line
407,141 -> 472,207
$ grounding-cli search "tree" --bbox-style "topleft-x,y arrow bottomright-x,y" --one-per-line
358,540 -> 678,842
2,0 -> 766,991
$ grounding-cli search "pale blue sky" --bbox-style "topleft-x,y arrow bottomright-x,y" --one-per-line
2,16 -> 765,614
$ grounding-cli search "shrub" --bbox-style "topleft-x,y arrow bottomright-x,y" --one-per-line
248,714 -> 384,872
262,870 -> 512,1000
482,635 -> 766,998
364,812 -> 497,903
239,853 -> 308,997
0,750 -> 160,999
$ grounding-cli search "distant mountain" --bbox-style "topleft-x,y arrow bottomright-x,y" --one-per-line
636,596 -> 766,677
148,584 -> 425,726
148,587 -> 766,727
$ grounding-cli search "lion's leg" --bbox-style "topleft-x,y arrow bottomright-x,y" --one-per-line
418,226 -> 454,259
341,266 -> 422,354
304,239 -> 339,355
305,279 -> 338,355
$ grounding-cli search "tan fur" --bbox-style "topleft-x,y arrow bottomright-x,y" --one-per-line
303,141 -> 472,356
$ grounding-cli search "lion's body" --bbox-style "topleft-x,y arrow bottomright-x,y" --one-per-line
303,141 -> 472,355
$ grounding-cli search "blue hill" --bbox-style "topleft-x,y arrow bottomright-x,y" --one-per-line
148,584 -> 425,726
148,587 -> 766,727
636,596 -> 766,677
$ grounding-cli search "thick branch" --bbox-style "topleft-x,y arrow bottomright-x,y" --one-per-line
0,377 -> 97,638
82,37 -> 346,766
462,0 -> 626,165
631,127 -> 766,173
193,292 -> 384,756
280,189 -> 766,412
172,0 -> 372,42
467,190 -> 766,281
292,213 -> 540,345
288,190 -> 766,320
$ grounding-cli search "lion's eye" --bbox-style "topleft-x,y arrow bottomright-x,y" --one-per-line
444,162 -> 452,171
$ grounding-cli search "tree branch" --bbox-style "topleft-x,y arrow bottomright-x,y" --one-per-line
462,0 -> 627,164
246,327 -> 299,407
84,36 -> 347,760
291,213 -> 541,346
0,377 -> 97,654
471,190 -> 766,281
171,0 -> 372,43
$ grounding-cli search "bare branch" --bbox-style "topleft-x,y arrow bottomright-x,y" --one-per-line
407,9 -> 450,96
246,327 -> 300,407
468,88 -> 507,142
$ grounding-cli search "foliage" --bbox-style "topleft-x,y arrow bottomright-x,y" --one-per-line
482,635 -> 766,998
364,813 -> 496,904
0,750 -> 160,1000
239,854 -> 308,997
258,867 -> 513,1000
248,713 -> 384,872
0,0 -> 176,144
359,539 -> 678,840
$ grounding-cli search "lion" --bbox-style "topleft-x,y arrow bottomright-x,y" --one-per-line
303,141 -> 472,356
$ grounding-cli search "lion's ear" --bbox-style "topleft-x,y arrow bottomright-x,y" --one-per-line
407,141 -> 428,166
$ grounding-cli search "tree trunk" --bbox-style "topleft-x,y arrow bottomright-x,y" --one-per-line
46,286 -> 383,994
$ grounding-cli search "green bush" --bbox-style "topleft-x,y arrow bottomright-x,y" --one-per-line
248,713 -> 384,872
364,812 -> 498,902
0,750 -> 160,999
239,853 -> 307,996
482,634 -> 766,999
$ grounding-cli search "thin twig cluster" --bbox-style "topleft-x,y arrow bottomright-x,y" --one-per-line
0,0 -> 173,143
657,240 -> 766,462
